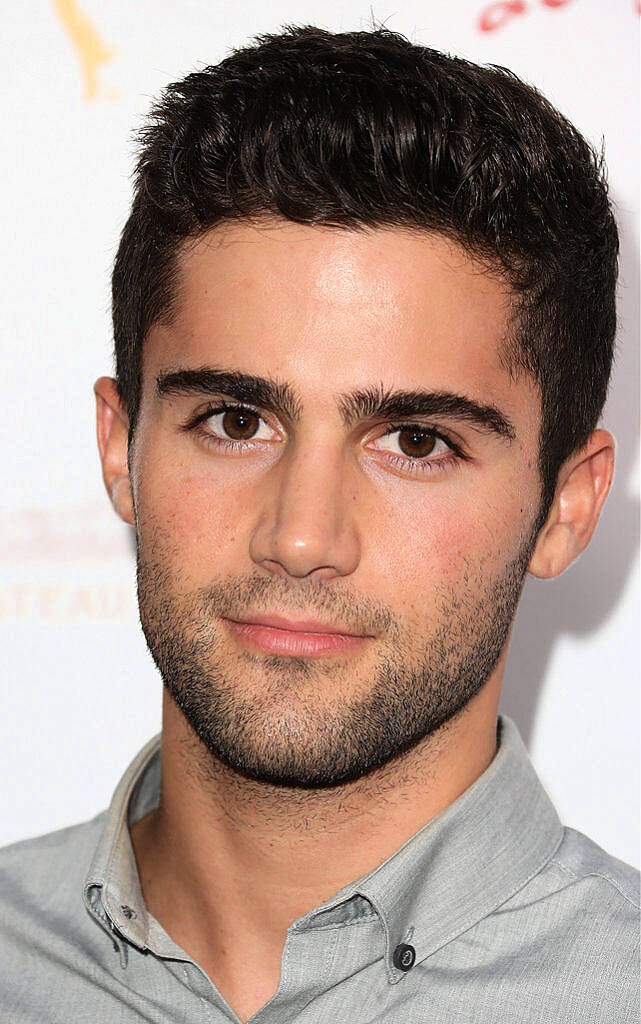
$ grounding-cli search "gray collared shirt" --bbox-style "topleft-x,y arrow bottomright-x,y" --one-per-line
1,715 -> 638,1023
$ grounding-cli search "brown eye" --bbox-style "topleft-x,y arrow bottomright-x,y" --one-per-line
397,428 -> 437,457
221,408 -> 260,440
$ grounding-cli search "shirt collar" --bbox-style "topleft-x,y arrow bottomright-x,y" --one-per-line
83,715 -> 563,979
354,714 -> 563,981
84,733 -> 160,953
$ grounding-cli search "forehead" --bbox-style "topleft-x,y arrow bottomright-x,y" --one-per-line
145,219 -> 524,414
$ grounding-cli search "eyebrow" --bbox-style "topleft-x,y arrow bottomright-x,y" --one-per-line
338,384 -> 516,440
156,368 -> 302,422
156,368 -> 516,441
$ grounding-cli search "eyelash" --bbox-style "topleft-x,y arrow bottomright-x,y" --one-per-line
377,423 -> 465,475
185,402 -> 467,476
186,403 -> 269,453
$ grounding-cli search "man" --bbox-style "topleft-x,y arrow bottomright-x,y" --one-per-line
1,24 -> 638,1024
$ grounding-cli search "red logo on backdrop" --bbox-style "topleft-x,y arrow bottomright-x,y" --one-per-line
479,1 -> 527,33
479,0 -> 638,32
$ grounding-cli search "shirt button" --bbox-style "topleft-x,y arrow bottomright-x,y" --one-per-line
393,943 -> 416,972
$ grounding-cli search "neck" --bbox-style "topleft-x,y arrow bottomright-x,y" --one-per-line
131,672 -> 501,940
131,672 -> 502,1021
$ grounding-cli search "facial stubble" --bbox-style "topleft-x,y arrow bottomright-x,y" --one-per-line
136,524 -> 535,790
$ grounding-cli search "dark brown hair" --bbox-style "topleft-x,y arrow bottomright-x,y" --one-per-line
112,25 -> 618,524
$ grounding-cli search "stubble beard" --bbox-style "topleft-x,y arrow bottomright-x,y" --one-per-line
136,521 -> 536,791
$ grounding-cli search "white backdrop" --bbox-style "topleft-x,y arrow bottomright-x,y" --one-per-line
2,0 -> 639,869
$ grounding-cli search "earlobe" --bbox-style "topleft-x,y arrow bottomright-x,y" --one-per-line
94,376 -> 135,526
528,430 -> 615,580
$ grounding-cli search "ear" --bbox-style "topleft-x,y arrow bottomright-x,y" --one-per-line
528,429 -> 615,579
94,376 -> 135,526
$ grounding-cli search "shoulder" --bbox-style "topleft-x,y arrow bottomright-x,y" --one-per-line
548,825 -> 640,911
494,826 -> 639,1015
503,824 -> 640,941
463,827 -> 639,1021
0,813 -> 107,923
0,815 -> 120,1022
0,813 -> 107,882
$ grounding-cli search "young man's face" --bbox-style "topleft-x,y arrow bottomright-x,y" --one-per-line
128,220 -> 543,788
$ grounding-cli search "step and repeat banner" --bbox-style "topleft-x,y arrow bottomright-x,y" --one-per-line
2,0 -> 639,866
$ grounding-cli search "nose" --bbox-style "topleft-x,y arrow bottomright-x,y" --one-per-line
249,438 -> 361,581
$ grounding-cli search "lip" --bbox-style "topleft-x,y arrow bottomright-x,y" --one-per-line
223,613 -> 372,657
227,612 -> 368,635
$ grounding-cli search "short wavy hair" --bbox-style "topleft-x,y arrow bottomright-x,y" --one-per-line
112,25 -> 618,525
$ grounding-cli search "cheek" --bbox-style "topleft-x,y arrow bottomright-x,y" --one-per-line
368,500 -> 476,588
364,482 -> 531,610
136,466 -> 251,573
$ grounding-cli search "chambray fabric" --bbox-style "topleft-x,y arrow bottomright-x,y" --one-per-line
1,715 -> 638,1023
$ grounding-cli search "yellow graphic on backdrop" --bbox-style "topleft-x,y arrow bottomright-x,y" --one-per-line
52,0 -> 115,100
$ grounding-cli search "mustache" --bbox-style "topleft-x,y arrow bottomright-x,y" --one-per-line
196,573 -> 398,639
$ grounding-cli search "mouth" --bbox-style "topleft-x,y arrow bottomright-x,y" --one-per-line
222,613 -> 373,657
